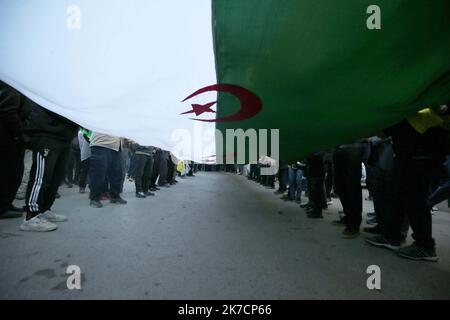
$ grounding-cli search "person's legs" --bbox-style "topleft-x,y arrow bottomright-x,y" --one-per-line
158,158 -> 168,186
78,159 -> 90,189
24,148 -> 59,219
404,158 -> 439,249
16,149 -> 32,200
288,167 -> 296,200
108,149 -> 124,200
308,178 -> 324,217
133,154 -> 147,194
41,146 -> 70,213
89,146 -> 108,202
295,169 -> 303,202
342,147 -> 363,231
65,147 -> 75,185
333,149 -> 347,221
73,147 -> 81,185
143,156 -> 154,193
0,143 -> 24,214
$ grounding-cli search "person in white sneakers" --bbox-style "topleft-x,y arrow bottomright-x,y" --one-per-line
20,100 -> 78,232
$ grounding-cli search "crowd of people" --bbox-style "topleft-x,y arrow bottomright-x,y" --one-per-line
0,81 -> 198,232
222,105 -> 450,262
1,80 -> 450,262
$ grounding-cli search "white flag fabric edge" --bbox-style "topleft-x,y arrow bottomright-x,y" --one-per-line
0,0 -> 217,162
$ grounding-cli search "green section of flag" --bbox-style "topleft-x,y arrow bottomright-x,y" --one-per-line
213,0 -> 450,162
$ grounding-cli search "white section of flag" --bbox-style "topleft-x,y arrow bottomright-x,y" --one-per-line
0,0 -> 217,161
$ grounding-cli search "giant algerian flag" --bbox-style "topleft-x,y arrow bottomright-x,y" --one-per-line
1,0 -> 449,162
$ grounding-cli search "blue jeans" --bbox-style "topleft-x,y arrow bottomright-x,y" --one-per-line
89,146 -> 123,201
288,167 -> 303,201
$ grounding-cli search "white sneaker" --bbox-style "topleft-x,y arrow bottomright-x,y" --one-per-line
20,215 -> 58,232
41,211 -> 68,222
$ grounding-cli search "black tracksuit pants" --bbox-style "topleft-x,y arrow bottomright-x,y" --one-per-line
0,141 -> 25,213
25,145 -> 69,218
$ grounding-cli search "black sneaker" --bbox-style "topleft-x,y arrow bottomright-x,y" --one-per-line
110,197 -> 127,204
397,244 -> 438,262
342,228 -> 360,239
136,192 -> 146,198
363,225 -> 382,234
364,235 -> 400,251
144,191 -> 155,196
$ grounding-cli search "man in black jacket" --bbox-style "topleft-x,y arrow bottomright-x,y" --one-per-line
20,99 -> 78,232
0,81 -> 28,219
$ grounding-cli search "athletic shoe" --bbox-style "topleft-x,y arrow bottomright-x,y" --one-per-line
144,191 -> 155,196
20,215 -> 58,232
300,202 -> 311,209
397,244 -> 438,262
90,200 -> 103,208
110,197 -> 127,204
136,192 -> 146,198
41,211 -> 68,222
364,234 -> 400,251
342,228 -> 360,239
79,187 -> 86,194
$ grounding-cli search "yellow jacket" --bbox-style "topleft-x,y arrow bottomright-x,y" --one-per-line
407,108 -> 450,134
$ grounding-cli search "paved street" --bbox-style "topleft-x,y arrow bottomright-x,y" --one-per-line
1,172 -> 449,299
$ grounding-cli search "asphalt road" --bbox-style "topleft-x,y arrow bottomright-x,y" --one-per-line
1,172 -> 449,299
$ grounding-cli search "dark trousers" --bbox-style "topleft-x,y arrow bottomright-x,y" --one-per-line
278,166 -> 289,192
371,166 -> 394,232
167,159 -> 174,181
78,159 -> 90,188
428,158 -> 450,207
134,154 -> 153,193
150,152 -> 161,187
384,156 -> 441,248
309,178 -> 325,214
66,147 -> 81,184
333,145 -> 366,230
89,146 -> 123,201
0,143 -> 25,212
25,145 -> 69,217
158,158 -> 168,186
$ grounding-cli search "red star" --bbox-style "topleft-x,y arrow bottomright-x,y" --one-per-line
180,101 -> 216,116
